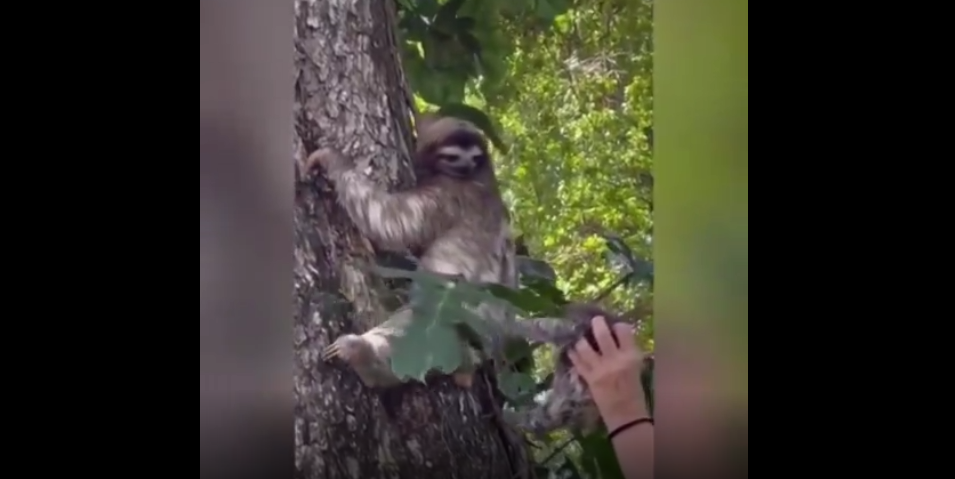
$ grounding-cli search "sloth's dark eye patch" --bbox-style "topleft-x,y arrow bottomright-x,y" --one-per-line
446,129 -> 484,148
439,154 -> 468,164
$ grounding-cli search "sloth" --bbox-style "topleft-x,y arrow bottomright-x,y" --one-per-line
304,115 -> 519,389
305,118 -> 645,435
503,303 -> 640,438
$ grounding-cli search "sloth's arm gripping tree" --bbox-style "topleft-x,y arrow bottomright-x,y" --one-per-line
293,1 -> 529,478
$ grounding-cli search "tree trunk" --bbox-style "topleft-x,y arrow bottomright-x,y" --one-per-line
293,1 -> 530,478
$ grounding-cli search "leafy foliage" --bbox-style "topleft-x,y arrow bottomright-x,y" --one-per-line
374,237 -> 652,479
381,0 -> 653,476
375,266 -> 505,380
397,0 -> 575,150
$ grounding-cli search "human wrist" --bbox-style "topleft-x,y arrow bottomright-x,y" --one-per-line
600,401 -> 650,431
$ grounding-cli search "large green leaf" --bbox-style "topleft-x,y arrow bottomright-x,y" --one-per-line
482,283 -> 560,317
520,277 -> 568,308
389,284 -> 475,381
375,266 -> 477,380
578,432 -> 626,479
412,0 -> 441,16
434,0 -> 467,26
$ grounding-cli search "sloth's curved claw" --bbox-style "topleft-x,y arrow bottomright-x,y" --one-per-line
322,334 -> 368,363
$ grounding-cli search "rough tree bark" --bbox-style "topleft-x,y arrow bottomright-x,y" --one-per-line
293,1 -> 530,478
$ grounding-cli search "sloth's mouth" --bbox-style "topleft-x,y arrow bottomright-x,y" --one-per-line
449,165 -> 472,177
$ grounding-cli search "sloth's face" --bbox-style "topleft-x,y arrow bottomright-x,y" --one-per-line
415,128 -> 490,180
434,144 -> 487,178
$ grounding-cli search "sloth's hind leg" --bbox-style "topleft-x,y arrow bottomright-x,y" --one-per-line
322,308 -> 414,388
323,330 -> 406,388
322,308 -> 475,389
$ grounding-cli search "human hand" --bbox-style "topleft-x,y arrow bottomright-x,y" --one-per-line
567,316 -> 648,430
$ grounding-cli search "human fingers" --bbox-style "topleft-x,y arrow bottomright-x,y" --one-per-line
567,349 -> 593,376
611,322 -> 641,354
573,334 -> 602,370
590,316 -> 621,357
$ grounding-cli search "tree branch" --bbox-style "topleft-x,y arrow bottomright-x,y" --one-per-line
592,272 -> 634,303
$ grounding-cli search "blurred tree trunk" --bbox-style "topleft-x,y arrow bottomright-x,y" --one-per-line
293,1 -> 530,479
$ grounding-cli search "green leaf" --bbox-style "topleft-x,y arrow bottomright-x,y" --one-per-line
413,0 -> 441,16
502,337 -> 536,370
435,0 -> 466,22
482,283 -> 560,316
453,290 -> 507,342
534,0 -> 558,22
497,370 -> 536,399
517,255 -> 557,282
388,278 -> 481,381
422,32 -> 466,67
455,16 -> 476,31
378,265 -> 512,372
520,277 -> 569,307
395,0 -> 416,12
389,310 -> 467,382
398,14 -> 430,40
417,69 -> 468,105
436,103 -> 508,152
578,432 -> 626,479
458,31 -> 482,56
475,44 -> 507,93
501,0 -> 535,15
432,0 -> 467,36
534,0 -> 571,23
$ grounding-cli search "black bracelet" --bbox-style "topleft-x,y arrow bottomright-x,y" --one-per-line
608,417 -> 654,440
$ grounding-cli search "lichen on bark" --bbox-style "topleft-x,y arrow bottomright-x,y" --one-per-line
293,1 -> 530,478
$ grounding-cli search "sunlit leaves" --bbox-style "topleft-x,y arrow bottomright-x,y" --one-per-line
482,0 -> 654,316
397,0 -> 574,120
